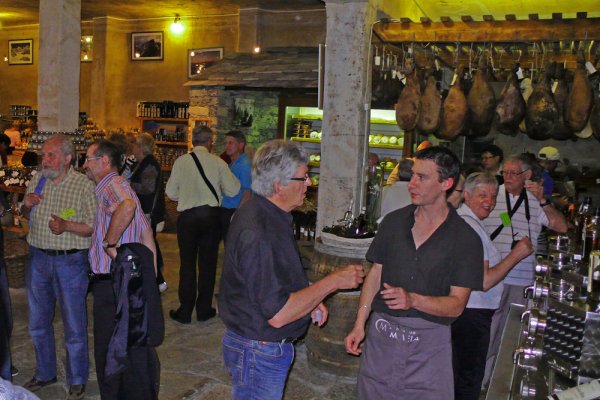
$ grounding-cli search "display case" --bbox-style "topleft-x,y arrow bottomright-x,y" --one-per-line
283,106 -> 404,186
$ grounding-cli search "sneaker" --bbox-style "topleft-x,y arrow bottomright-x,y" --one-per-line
67,384 -> 85,400
158,281 -> 168,293
10,365 -> 18,376
23,376 -> 58,392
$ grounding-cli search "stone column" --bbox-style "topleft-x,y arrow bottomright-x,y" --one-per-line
37,0 -> 81,132
316,0 -> 377,234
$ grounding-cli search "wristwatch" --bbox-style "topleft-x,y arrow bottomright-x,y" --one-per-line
540,199 -> 551,207
102,240 -> 118,249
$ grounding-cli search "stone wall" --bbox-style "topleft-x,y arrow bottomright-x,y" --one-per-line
189,87 -> 280,154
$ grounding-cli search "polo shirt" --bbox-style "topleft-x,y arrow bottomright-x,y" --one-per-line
221,153 -> 252,209
483,185 -> 548,286
218,195 -> 310,341
457,204 -> 503,309
367,204 -> 483,325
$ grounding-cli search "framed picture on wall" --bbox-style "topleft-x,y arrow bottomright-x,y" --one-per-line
131,31 -> 163,61
8,39 -> 33,65
187,47 -> 223,79
81,35 -> 93,62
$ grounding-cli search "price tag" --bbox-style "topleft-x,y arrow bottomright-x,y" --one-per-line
585,61 -> 597,75
516,67 -> 524,79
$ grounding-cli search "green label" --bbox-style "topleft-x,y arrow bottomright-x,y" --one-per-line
60,208 -> 76,219
500,211 -> 511,227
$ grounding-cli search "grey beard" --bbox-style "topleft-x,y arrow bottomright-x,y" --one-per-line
41,168 -> 60,179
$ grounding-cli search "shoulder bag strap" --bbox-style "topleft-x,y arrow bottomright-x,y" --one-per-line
190,152 -> 219,205
490,189 -> 526,241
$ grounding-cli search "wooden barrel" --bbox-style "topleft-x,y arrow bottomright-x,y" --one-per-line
304,240 -> 371,377
4,232 -> 29,288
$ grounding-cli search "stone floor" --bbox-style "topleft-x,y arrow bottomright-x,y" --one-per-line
7,233 -> 358,399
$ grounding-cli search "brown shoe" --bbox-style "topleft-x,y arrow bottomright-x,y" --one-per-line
23,376 -> 57,392
67,384 -> 85,400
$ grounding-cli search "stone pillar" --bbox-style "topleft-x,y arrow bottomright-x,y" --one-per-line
37,0 -> 81,132
316,0 -> 377,234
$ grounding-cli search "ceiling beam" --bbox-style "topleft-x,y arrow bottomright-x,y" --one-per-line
373,18 -> 600,43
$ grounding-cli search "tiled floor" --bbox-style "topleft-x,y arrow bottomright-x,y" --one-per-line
7,233 -> 357,399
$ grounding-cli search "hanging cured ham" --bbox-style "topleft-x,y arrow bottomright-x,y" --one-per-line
518,77 -> 534,133
417,75 -> 442,134
436,67 -> 468,140
550,62 -> 573,140
565,57 -> 594,132
467,58 -> 496,137
591,94 -> 600,143
525,67 -> 557,140
495,72 -> 526,135
395,68 -> 421,131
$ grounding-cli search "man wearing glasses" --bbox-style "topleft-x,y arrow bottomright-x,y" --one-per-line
480,144 -> 504,185
219,140 -> 365,400
482,153 -> 567,385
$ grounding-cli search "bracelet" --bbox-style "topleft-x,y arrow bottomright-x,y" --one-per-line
540,200 -> 551,207
358,304 -> 370,311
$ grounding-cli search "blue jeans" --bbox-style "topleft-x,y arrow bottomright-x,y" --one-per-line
26,247 -> 89,385
0,263 -> 11,381
222,329 -> 294,400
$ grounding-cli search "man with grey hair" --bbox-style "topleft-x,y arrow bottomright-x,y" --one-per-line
482,153 -> 567,385
452,172 -> 533,400
166,126 -> 240,324
219,140 -> 365,400
21,134 -> 97,399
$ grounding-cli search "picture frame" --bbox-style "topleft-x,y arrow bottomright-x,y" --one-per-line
81,35 -> 93,62
131,31 -> 163,61
187,47 -> 223,79
8,39 -> 33,65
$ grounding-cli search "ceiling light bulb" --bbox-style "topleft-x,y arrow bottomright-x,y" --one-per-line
253,46 -> 261,54
3,56 -> 7,62
85,37 -> 92,43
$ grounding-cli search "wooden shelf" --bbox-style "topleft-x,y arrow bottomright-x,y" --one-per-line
292,136 -> 402,150
161,166 -> 173,172
137,117 -> 188,122
2,225 -> 26,234
291,137 -> 320,143
308,161 -> 320,167
0,184 -> 27,194
156,141 -> 188,147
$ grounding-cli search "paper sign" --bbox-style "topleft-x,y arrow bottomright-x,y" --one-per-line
59,208 -> 76,219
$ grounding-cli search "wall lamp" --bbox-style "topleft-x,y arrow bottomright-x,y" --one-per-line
170,14 -> 184,34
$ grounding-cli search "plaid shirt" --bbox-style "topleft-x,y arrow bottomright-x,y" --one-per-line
26,168 -> 97,250
89,172 -> 150,274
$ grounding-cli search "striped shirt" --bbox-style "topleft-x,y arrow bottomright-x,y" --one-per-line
89,172 -> 150,274
483,185 -> 549,286
26,168 -> 97,250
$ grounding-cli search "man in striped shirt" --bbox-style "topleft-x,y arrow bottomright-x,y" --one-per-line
84,140 -> 156,398
482,153 -> 567,385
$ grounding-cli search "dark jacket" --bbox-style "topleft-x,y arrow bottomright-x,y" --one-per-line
130,155 -> 165,227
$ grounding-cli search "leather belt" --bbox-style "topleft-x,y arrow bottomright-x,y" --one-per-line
89,273 -> 112,282
39,248 -> 83,256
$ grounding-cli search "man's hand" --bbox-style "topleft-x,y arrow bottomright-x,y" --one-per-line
510,237 -> 534,261
49,214 -> 67,235
524,180 -> 544,202
344,326 -> 366,356
330,264 -> 365,290
104,246 -> 117,260
311,302 -> 328,327
24,193 -> 43,208
381,283 -> 412,310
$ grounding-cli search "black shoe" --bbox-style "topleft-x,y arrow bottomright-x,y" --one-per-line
10,365 -> 18,376
169,309 -> 191,324
23,376 -> 58,392
67,384 -> 86,400
197,308 -> 217,322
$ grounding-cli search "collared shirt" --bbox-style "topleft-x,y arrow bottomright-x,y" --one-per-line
483,185 -> 548,286
26,167 -> 97,250
89,172 -> 150,274
367,204 -> 483,325
218,195 -> 310,342
165,146 -> 240,212
221,153 -> 252,209
457,204 -> 503,309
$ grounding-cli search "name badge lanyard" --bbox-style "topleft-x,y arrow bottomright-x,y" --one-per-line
505,188 -> 531,241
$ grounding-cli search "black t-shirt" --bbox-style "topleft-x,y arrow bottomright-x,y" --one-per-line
218,195 -> 310,341
366,204 -> 483,325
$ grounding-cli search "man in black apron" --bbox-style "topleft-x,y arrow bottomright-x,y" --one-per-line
345,146 -> 484,400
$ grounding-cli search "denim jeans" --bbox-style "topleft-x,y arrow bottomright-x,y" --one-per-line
0,262 -> 11,381
26,247 -> 89,385
222,329 -> 294,400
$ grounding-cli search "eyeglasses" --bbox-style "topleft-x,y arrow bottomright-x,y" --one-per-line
481,155 -> 497,161
84,156 -> 102,162
289,174 -> 310,182
501,169 -> 529,177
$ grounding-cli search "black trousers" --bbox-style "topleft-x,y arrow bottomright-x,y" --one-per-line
0,263 -> 11,381
451,307 -> 495,400
176,205 -> 221,319
91,279 -> 160,400
220,207 -> 236,244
